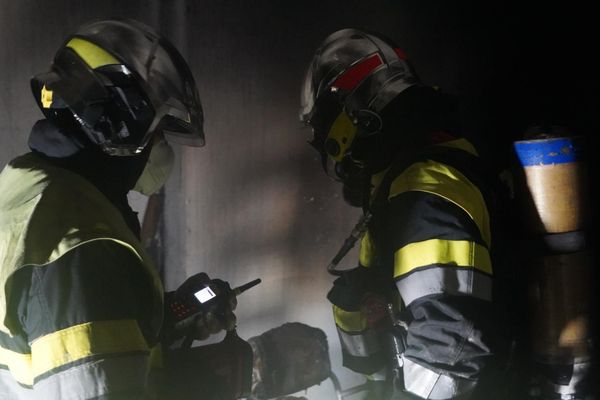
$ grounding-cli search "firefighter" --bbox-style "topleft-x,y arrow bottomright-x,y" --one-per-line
0,19 -> 234,399
300,29 -> 499,399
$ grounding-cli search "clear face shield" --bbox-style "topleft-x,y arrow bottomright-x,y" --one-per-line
78,20 -> 205,149
42,48 -> 160,156
304,97 -> 345,181
140,37 -> 205,148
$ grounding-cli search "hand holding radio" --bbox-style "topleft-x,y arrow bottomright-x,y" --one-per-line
163,272 -> 261,345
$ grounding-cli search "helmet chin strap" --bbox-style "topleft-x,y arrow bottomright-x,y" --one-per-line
336,155 -> 372,208
342,181 -> 368,207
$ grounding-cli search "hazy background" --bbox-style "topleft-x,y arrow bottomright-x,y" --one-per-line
1,2 -> 596,398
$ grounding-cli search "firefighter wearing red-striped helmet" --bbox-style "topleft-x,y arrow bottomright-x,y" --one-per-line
301,29 -> 499,400
300,28 -> 424,206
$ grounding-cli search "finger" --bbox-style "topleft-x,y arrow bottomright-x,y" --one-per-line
223,312 -> 237,331
192,316 -> 210,340
204,312 -> 222,334
229,295 -> 238,311
193,327 -> 210,341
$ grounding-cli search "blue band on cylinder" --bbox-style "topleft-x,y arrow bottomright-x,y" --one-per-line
514,137 -> 584,166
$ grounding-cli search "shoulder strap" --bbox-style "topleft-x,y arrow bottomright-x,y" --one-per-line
369,145 -> 483,216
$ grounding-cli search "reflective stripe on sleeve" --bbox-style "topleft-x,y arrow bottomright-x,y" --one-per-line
337,327 -> 381,358
332,305 -> 367,333
388,160 -> 491,247
34,352 -> 149,399
31,319 -> 149,379
403,357 -> 476,399
394,239 -> 492,278
396,266 -> 492,306
359,231 -> 375,268
0,368 -> 33,398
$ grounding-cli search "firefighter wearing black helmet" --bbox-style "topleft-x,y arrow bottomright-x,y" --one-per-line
0,19 -> 234,399
301,29 -> 499,399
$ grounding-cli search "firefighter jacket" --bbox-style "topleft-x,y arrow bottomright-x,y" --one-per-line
329,138 -> 495,399
0,152 -> 164,399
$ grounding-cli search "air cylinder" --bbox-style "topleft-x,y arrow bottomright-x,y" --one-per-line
514,136 -> 589,234
513,135 -> 592,399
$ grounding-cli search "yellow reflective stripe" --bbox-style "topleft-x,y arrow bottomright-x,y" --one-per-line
369,139 -> 477,199
327,111 -> 358,162
67,38 -> 120,69
359,231 -> 374,267
332,305 -> 367,333
31,319 -> 149,378
0,346 -> 33,385
149,344 -> 163,369
389,160 -> 491,246
394,239 -> 492,278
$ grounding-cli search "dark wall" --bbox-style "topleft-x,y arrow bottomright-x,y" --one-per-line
4,2 -> 595,165
1,2 -> 595,397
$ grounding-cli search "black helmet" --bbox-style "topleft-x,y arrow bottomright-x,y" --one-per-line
300,29 -> 420,180
31,19 -> 204,156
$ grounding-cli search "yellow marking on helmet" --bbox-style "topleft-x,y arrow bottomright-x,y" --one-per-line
66,37 -> 120,69
327,111 -> 357,162
41,85 -> 53,108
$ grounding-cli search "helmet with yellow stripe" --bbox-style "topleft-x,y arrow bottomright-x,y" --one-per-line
299,29 -> 420,186
31,19 -> 204,156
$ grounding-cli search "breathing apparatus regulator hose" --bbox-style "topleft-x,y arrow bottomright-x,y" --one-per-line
327,212 -> 372,276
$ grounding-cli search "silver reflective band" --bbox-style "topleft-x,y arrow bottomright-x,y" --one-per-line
403,357 -> 476,399
337,327 -> 381,358
0,369 -> 31,400
543,360 -> 591,396
34,353 -> 150,400
396,267 -> 492,306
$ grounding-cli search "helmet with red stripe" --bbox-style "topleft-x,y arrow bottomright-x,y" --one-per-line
299,29 -> 420,205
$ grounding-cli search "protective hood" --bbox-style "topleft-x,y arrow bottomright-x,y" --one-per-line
133,137 -> 175,195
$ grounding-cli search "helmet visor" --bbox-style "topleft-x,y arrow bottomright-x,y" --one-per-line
41,46 -> 158,155
306,92 -> 343,152
300,61 -> 317,124
95,64 -> 156,151
74,20 -> 205,147
142,39 -> 205,147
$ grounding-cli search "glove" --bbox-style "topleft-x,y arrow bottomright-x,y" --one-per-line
190,277 -> 237,340
163,272 -> 237,345
360,291 -> 390,329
